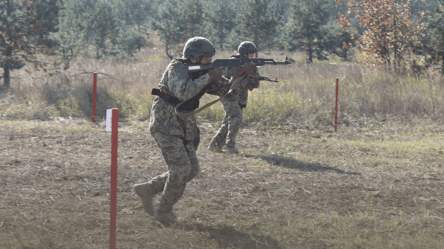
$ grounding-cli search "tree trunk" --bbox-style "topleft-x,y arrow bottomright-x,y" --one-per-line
3,64 -> 10,89
308,49 -> 313,63
254,37 -> 258,58
165,40 -> 173,60
3,45 -> 12,89
441,53 -> 444,76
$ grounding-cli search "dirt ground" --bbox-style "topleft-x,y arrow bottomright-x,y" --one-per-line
0,117 -> 443,248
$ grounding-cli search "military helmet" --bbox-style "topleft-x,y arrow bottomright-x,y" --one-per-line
238,41 -> 257,56
183,37 -> 216,60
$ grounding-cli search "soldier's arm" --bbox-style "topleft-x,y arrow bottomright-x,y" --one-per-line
247,68 -> 260,89
205,76 -> 232,97
167,62 -> 212,101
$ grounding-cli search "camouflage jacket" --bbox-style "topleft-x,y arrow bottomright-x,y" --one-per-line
223,54 -> 260,107
149,59 -> 232,142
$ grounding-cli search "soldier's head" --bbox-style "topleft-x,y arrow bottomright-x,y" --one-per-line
238,41 -> 257,58
183,37 -> 216,64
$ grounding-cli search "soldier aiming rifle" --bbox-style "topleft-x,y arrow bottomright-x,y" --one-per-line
208,41 -> 290,154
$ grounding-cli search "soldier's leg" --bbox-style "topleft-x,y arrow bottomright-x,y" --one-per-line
223,101 -> 243,153
185,141 -> 200,182
208,111 -> 229,152
136,140 -> 199,218
134,172 -> 167,216
152,133 -> 194,225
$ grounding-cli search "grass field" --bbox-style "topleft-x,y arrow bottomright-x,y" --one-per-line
0,48 -> 443,248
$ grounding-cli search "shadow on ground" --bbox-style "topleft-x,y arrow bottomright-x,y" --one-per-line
183,223 -> 282,249
243,154 -> 359,175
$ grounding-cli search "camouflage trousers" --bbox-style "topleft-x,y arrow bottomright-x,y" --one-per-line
149,132 -> 200,213
211,98 -> 243,149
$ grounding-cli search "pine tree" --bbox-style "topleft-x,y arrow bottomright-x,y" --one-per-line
110,0 -> 152,33
150,0 -> 186,59
203,1 -> 236,50
282,0 -> 330,63
91,0 -> 119,58
59,0 -> 120,59
323,21 -> 358,61
0,0 -> 59,89
181,0 -> 205,38
227,0 -> 282,56
420,0 -> 444,74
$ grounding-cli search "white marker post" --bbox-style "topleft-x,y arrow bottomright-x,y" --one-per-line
106,109 -> 113,132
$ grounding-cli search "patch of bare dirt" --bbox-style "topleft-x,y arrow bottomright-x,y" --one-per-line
0,118 -> 443,248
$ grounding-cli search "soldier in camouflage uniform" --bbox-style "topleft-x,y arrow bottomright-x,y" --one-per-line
208,41 -> 261,154
134,37 -> 256,226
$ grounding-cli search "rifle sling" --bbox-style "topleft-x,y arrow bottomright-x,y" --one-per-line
151,75 -> 247,119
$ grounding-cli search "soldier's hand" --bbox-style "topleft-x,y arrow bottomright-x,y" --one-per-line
208,67 -> 223,81
247,83 -> 254,91
235,63 -> 256,77
247,75 -> 260,89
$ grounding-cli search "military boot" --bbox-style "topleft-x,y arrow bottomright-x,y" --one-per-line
134,182 -> 156,216
153,211 -> 178,226
222,144 -> 239,154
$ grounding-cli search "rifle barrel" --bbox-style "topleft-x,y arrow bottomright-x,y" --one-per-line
188,57 -> 291,72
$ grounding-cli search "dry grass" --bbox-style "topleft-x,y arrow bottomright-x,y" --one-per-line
2,47 -> 443,126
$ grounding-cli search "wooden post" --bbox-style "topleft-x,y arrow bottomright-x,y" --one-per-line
334,77 -> 339,132
109,108 -> 118,249
92,73 -> 97,123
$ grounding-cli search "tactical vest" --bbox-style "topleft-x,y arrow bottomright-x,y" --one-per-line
152,59 -> 210,112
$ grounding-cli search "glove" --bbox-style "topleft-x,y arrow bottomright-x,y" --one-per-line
235,63 -> 256,77
246,75 -> 260,90
208,67 -> 223,81
247,83 -> 254,91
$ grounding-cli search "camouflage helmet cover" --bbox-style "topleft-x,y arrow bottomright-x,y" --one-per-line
238,41 -> 257,56
183,37 -> 216,59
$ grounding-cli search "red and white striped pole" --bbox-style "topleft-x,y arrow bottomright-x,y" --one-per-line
109,108 -> 118,249
334,77 -> 339,132
92,72 -> 97,123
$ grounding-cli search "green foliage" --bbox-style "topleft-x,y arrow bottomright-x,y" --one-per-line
0,0 -> 60,88
282,0 -> 330,63
181,0 -> 205,38
110,0 -> 152,33
323,21 -> 358,61
90,0 -> 120,58
53,0 -> 148,66
226,0 -> 282,55
203,1 -> 236,50
151,0 -> 186,59
55,0 -> 114,61
418,0 -> 444,74
114,28 -> 146,57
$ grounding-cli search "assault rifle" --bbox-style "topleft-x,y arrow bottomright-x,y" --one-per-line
187,57 -> 291,75
254,75 -> 279,82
